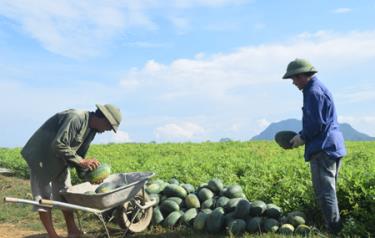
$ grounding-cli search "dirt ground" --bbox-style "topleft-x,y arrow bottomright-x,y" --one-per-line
0,223 -> 67,238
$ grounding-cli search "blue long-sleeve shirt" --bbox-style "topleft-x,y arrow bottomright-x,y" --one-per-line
300,76 -> 346,161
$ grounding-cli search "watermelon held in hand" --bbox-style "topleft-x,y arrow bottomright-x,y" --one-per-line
78,163 -> 111,184
274,131 -> 297,149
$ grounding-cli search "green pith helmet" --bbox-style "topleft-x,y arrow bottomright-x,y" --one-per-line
282,58 -> 317,79
96,104 -> 122,133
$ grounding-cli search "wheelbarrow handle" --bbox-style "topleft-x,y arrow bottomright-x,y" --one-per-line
39,198 -> 54,206
4,197 -> 19,203
4,196 -> 52,208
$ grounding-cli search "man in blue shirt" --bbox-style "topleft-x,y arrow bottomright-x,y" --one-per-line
283,59 -> 346,234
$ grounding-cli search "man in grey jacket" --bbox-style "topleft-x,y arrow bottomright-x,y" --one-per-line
21,104 -> 122,238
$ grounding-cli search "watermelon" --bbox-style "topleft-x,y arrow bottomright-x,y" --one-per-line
168,178 -> 179,185
160,195 -> 168,203
181,183 -> 195,193
198,188 -> 214,202
152,206 -> 164,225
274,131 -> 297,149
215,196 -> 230,208
185,194 -> 201,208
181,208 -> 198,225
159,200 -> 180,216
263,218 -> 279,233
295,224 -> 311,236
224,211 -> 236,226
146,182 -> 162,194
207,178 -> 224,194
287,211 -> 306,227
224,185 -> 243,198
83,163 -> 111,184
288,211 -> 306,219
166,197 -> 183,206
249,200 -> 267,216
193,212 -> 208,231
201,198 -> 215,209
154,179 -> 167,191
280,215 -> 288,225
265,203 -> 282,219
279,223 -> 295,235
234,199 -> 251,219
163,211 -> 182,227
228,219 -> 246,236
201,208 -> 212,214
197,183 -> 209,191
246,217 -> 263,233
224,198 -> 242,213
206,207 -> 225,233
163,184 -> 187,198
148,193 -> 160,206
95,182 -> 116,193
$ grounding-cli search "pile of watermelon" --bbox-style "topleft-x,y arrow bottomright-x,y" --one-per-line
146,178 -> 314,236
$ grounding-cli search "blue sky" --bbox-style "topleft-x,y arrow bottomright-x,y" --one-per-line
1,0 -> 375,147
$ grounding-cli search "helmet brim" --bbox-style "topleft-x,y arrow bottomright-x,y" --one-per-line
96,104 -> 118,133
283,67 -> 317,79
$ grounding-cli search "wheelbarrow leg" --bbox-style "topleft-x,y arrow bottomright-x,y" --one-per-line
96,213 -> 111,238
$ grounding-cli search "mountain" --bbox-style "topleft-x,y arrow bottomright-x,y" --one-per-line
251,119 -> 375,141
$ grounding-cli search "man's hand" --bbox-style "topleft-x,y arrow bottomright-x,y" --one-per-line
290,134 -> 305,148
79,158 -> 100,171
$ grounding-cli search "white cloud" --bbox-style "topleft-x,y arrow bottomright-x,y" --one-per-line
155,122 -> 206,141
120,78 -> 141,91
336,85 -> 375,103
93,130 -> 131,144
117,30 -> 375,142
0,0 -> 248,58
125,41 -> 169,48
0,1 -> 132,58
230,123 -> 240,132
168,16 -> 191,34
3,29 -> 375,146
333,8 -> 352,14
0,79 -> 125,123
170,0 -> 249,8
111,130 -> 131,143
120,30 -> 375,103
257,119 -> 270,129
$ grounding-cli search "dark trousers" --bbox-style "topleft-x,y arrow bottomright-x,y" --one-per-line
310,151 -> 342,234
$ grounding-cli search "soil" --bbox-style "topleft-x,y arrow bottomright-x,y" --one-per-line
0,223 -> 65,238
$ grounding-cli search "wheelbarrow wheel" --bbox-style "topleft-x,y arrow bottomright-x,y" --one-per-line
116,191 -> 153,233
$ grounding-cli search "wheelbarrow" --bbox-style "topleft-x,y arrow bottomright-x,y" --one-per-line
4,172 -> 157,238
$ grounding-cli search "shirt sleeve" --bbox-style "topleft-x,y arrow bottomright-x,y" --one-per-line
300,91 -> 326,142
50,115 -> 84,166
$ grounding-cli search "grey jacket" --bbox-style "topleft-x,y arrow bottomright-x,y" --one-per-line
21,109 -> 96,181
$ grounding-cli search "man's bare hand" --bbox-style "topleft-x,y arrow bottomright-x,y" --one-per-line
290,134 -> 305,148
79,158 -> 100,171
92,179 -> 103,184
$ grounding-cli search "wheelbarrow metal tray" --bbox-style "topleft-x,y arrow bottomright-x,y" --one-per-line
60,172 -> 154,210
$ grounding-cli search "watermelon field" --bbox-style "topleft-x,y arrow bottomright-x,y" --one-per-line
0,141 -> 374,237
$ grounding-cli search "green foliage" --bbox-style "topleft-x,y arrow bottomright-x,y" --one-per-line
1,141 -> 374,236
0,147 -> 29,178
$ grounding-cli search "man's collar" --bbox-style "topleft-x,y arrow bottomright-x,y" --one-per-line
303,76 -> 317,92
